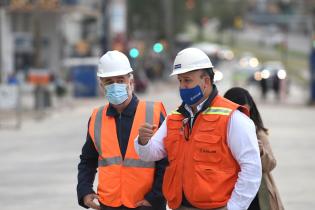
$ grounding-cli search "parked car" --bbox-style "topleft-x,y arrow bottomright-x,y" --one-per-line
233,52 -> 260,86
218,46 -> 234,61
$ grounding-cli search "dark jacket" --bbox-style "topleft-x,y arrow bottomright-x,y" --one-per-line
77,95 -> 167,210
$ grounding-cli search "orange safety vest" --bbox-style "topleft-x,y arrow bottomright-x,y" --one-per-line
89,101 -> 166,208
162,95 -> 249,209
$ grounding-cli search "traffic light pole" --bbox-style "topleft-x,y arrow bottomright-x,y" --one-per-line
310,9 -> 315,104
0,8 -> 6,84
310,47 -> 315,104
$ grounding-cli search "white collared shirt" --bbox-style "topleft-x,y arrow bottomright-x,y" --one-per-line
134,109 -> 262,210
184,99 -> 207,127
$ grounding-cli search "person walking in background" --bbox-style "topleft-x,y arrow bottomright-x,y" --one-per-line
135,48 -> 262,210
77,51 -> 167,210
224,87 -> 284,210
260,78 -> 268,100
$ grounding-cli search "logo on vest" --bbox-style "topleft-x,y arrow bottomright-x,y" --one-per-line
200,148 -> 216,154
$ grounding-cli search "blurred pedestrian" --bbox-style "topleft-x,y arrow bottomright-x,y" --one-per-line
224,87 -> 284,210
272,75 -> 280,100
260,78 -> 268,100
77,51 -> 167,210
135,48 -> 262,210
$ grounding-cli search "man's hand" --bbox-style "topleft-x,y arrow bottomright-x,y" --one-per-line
138,123 -> 157,145
136,199 -> 152,207
83,193 -> 100,210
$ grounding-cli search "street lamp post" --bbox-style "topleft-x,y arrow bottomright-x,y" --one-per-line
163,0 -> 174,57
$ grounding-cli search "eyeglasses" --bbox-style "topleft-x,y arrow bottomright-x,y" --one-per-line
182,118 -> 191,141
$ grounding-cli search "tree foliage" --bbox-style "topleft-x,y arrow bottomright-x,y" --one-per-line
127,0 -> 249,37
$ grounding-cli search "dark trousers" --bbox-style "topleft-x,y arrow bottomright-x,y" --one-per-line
100,204 -> 154,210
248,195 -> 260,210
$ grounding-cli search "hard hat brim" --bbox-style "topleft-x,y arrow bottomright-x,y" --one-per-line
169,64 -> 213,76
97,68 -> 133,78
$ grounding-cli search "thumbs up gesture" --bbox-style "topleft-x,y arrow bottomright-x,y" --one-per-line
138,123 -> 157,145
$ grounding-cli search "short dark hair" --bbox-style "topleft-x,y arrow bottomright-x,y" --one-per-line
201,68 -> 214,84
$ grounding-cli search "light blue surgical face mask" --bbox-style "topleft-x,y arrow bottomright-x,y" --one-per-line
105,83 -> 129,105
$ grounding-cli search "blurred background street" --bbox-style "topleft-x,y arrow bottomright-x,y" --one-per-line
0,0 -> 315,210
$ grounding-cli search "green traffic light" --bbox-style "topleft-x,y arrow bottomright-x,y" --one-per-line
129,48 -> 139,58
153,43 -> 164,53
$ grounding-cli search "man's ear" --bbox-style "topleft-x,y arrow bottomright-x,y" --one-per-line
203,75 -> 211,89
129,78 -> 135,92
98,79 -> 104,88
99,79 -> 105,88
129,74 -> 135,92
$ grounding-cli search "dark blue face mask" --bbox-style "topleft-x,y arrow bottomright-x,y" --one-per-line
180,85 -> 204,105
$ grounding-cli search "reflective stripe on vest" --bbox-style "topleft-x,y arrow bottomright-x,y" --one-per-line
123,158 -> 155,168
95,102 -> 155,168
171,107 -> 232,116
98,156 -> 122,166
170,110 -> 181,115
94,106 -> 105,156
203,106 -> 232,115
98,157 -> 155,168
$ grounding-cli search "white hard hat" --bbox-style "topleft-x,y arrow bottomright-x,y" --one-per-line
97,50 -> 133,78
170,48 -> 213,76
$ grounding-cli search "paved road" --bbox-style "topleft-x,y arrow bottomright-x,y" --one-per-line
0,61 -> 314,210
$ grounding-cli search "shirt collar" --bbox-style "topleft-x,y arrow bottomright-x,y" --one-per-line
184,99 -> 207,118
106,94 -> 139,117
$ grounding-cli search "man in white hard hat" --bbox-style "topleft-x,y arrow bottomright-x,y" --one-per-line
77,51 -> 167,210
135,48 -> 262,210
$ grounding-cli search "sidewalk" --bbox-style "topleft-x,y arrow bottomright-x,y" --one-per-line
259,104 -> 315,210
